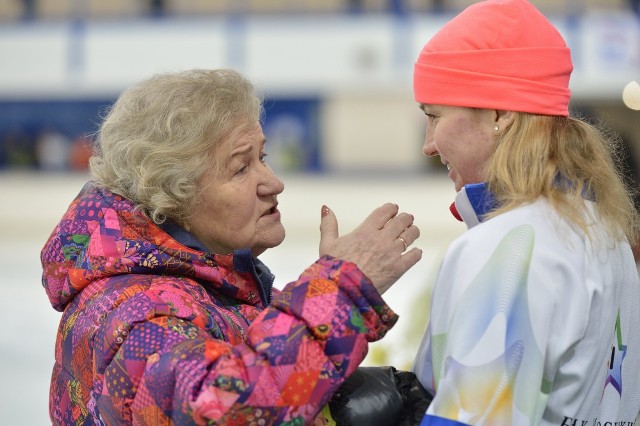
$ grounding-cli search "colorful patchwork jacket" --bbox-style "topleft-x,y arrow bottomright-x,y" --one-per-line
41,183 -> 398,425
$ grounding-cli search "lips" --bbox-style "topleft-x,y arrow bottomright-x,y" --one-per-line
445,163 -> 455,182
262,204 -> 279,217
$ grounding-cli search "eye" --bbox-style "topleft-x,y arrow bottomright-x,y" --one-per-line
425,113 -> 437,120
260,152 -> 269,164
235,164 -> 248,176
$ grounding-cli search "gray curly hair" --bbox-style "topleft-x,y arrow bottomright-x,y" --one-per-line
90,68 -> 263,224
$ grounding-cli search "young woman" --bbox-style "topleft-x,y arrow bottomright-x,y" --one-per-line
411,0 -> 640,424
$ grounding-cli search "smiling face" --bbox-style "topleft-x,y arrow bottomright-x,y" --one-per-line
187,122 -> 285,256
421,104 -> 498,192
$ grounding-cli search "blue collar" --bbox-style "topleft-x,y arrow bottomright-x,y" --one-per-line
452,177 -> 594,229
453,182 -> 498,229
159,220 -> 209,252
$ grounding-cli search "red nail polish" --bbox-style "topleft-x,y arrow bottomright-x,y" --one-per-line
321,205 -> 329,217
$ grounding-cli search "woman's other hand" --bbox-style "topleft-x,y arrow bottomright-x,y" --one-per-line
319,203 -> 422,295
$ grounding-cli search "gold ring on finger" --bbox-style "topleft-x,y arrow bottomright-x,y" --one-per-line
398,236 -> 408,252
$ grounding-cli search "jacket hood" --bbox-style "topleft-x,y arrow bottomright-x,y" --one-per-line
41,182 -> 269,312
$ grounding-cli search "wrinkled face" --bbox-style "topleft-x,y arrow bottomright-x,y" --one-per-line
187,122 -> 285,256
421,104 -> 497,192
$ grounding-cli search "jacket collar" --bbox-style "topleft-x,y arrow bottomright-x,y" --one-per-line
159,220 -> 274,306
450,182 -> 498,229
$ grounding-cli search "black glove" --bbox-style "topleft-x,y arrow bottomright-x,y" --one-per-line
328,366 -> 433,426
394,369 -> 433,426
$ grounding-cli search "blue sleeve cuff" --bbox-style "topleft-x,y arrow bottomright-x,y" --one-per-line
420,414 -> 471,426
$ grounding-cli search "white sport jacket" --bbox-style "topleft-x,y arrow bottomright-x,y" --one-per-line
414,183 -> 640,425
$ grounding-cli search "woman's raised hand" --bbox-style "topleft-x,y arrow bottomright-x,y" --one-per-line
319,203 -> 422,295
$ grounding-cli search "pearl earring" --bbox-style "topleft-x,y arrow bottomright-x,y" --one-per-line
494,125 -> 500,132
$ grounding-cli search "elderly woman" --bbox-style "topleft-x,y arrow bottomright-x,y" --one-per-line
41,69 -> 421,425
411,0 -> 640,424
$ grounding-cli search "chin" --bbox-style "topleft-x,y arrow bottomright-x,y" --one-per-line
273,226 -> 286,245
454,179 -> 467,192
252,230 -> 286,257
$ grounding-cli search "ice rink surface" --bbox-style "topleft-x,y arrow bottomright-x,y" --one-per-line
0,170 -> 464,425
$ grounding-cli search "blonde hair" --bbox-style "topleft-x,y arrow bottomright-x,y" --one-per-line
90,69 -> 263,224
486,112 -> 639,246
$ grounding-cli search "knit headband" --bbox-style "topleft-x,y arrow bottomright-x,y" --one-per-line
413,0 -> 573,116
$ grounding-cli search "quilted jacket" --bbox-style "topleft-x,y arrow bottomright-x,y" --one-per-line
41,183 -> 398,425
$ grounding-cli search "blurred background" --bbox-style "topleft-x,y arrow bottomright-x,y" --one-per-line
0,0 -> 639,424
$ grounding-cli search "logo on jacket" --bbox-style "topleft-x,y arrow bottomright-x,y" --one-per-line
602,310 -> 627,398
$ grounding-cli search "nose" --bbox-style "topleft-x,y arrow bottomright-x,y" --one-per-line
422,132 -> 438,157
258,165 -> 285,197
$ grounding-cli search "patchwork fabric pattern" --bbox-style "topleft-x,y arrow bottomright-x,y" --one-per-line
41,183 -> 398,425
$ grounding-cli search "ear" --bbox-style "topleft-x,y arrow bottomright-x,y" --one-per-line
493,110 -> 515,132
496,109 -> 515,129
